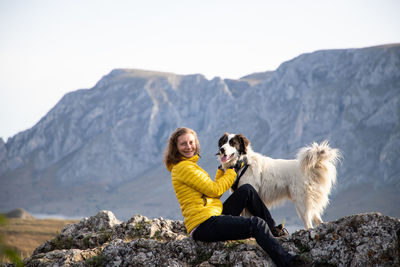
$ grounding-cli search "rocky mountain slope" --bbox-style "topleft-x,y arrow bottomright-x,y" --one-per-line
0,44 -> 399,224
10,210 -> 399,266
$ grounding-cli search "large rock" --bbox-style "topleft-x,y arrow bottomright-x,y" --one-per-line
16,210 -> 400,267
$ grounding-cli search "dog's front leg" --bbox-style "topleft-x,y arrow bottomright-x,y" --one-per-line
241,208 -> 253,218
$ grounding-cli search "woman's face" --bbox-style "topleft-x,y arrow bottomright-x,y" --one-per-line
177,133 -> 197,158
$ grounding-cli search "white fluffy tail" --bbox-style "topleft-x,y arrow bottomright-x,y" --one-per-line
297,140 -> 341,191
296,141 -> 341,228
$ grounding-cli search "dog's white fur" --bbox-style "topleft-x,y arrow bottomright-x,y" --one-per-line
218,133 -> 341,229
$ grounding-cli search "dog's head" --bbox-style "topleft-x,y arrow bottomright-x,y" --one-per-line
217,133 -> 250,168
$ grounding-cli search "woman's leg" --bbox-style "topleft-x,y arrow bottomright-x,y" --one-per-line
222,184 -> 276,230
192,215 -> 293,267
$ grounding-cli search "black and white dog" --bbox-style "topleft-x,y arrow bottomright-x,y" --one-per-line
217,133 -> 341,229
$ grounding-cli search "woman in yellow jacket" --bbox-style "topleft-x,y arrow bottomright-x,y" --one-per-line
165,127 -> 308,267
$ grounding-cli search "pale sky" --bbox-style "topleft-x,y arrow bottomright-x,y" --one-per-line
1,0 -> 399,140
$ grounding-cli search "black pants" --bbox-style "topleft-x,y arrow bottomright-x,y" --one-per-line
192,184 -> 293,267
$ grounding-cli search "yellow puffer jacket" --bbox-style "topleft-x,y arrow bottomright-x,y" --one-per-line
167,155 -> 237,233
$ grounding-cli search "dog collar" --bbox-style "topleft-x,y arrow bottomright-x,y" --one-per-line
231,156 -> 249,191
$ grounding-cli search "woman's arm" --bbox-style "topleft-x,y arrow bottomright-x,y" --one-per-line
173,162 -> 236,197
215,168 -> 224,182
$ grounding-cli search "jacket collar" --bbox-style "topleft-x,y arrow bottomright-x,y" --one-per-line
183,154 -> 199,163
166,154 -> 199,172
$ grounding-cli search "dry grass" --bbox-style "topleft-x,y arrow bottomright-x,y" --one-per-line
0,218 -> 79,263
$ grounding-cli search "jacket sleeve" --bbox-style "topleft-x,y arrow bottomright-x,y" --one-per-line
215,168 -> 224,182
173,162 -> 236,198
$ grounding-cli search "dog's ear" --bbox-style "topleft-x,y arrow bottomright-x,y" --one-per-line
237,134 -> 250,154
218,132 -> 229,148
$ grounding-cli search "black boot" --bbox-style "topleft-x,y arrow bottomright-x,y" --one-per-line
271,224 -> 289,237
288,255 -> 313,267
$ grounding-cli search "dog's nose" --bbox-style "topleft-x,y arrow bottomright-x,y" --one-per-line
220,147 -> 225,154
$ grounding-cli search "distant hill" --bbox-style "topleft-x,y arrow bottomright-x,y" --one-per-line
0,44 -> 399,225
4,208 -> 34,219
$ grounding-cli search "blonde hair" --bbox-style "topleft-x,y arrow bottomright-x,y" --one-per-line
164,127 -> 200,167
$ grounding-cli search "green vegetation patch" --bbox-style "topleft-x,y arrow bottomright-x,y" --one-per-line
85,252 -> 107,267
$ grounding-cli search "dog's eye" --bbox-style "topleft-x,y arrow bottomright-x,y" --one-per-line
218,136 -> 228,147
229,139 -> 236,146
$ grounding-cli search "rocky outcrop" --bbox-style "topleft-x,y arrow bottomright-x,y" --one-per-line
18,211 -> 400,266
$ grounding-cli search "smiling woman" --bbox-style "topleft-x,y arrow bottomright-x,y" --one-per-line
177,133 -> 197,158
163,127 -> 200,166
163,127 -> 308,267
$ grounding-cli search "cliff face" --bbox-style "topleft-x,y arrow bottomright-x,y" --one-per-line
0,45 -> 399,222
21,211 -> 400,266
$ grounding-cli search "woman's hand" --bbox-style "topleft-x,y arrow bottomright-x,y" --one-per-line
230,159 -> 245,173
